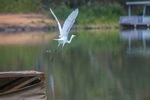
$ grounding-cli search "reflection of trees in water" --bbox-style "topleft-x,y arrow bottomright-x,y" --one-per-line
42,30 -> 150,100
48,46 -> 128,100
89,49 -> 131,100
0,46 -> 43,71
88,48 -> 150,100
121,55 -> 150,100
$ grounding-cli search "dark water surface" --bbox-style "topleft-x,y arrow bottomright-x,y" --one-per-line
0,30 -> 150,100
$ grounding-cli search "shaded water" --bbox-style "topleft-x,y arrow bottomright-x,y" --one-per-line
0,30 -> 150,100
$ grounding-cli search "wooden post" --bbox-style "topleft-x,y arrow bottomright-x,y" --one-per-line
128,5 -> 131,16
143,5 -> 146,16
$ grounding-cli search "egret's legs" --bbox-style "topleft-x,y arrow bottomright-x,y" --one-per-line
51,44 -> 60,62
61,46 -> 64,64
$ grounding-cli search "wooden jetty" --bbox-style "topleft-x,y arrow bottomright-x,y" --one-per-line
120,1 -> 150,28
0,71 -> 46,100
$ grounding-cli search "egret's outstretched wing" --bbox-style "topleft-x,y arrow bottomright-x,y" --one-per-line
50,8 -> 62,35
62,8 -> 79,37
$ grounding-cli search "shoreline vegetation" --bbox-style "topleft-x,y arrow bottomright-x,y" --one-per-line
0,0 -> 125,31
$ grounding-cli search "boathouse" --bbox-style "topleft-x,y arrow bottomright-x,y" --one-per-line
120,1 -> 150,28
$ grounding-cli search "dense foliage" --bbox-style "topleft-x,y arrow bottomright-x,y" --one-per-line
42,0 -> 150,8
47,2 -> 124,25
0,0 -> 41,13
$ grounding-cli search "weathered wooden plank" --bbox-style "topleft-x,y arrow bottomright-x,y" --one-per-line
0,71 -> 44,78
0,71 -> 46,100
7,77 -> 39,93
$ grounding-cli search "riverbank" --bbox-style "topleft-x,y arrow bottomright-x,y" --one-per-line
0,14 -> 56,45
0,14 -> 119,32
0,14 -> 52,28
0,1 -> 124,31
0,14 -> 54,32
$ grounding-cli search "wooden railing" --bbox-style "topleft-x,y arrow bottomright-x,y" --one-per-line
120,16 -> 150,25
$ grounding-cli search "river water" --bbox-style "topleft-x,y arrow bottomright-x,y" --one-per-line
0,29 -> 150,100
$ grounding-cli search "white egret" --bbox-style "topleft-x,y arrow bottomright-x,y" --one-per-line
50,8 -> 78,47
49,8 -> 79,62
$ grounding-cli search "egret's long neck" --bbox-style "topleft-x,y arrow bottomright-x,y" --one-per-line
67,35 -> 75,43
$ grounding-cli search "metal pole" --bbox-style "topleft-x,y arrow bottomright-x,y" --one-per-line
128,5 -> 131,17
143,5 -> 146,16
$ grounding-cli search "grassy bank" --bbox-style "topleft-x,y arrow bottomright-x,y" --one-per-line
0,1 -> 125,27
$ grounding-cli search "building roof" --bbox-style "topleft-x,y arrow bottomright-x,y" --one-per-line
126,1 -> 150,5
